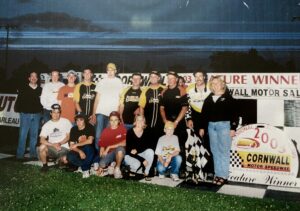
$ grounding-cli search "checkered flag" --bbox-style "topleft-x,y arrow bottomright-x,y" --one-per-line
230,150 -> 243,168
185,129 -> 211,183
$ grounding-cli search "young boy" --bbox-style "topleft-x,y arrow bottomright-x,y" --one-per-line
155,121 -> 182,181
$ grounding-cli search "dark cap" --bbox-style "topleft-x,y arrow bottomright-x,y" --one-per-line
149,70 -> 161,77
167,71 -> 178,78
74,113 -> 87,121
51,104 -> 61,111
109,111 -> 121,120
132,72 -> 143,78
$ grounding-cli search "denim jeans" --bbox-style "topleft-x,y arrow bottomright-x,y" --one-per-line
16,112 -> 41,158
124,149 -> 154,175
42,109 -> 51,125
124,124 -> 134,131
99,146 -> 125,168
208,121 -> 232,179
157,155 -> 182,176
67,145 -> 96,171
95,114 -> 109,151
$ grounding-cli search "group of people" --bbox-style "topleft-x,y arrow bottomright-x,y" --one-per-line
15,62 -> 238,185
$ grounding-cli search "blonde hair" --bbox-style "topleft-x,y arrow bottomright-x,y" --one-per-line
208,75 -> 226,93
133,114 -> 147,129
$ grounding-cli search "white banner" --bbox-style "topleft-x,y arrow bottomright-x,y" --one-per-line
0,94 -> 19,127
41,72 -> 300,100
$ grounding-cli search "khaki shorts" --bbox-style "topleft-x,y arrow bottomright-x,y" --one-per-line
48,146 -> 69,159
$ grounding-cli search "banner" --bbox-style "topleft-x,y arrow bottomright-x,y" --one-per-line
0,94 -> 19,127
41,72 -> 300,100
229,124 -> 300,187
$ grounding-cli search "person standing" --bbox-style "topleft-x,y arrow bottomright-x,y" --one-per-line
15,71 -> 43,160
57,70 -> 77,124
138,70 -> 165,149
185,70 -> 214,175
73,68 -> 96,123
119,72 -> 143,130
200,76 -> 238,185
40,69 -> 64,124
92,63 -> 124,151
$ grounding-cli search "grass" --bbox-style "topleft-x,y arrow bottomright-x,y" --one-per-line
0,158 -> 299,210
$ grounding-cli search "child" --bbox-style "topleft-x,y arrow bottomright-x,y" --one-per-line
155,121 -> 182,181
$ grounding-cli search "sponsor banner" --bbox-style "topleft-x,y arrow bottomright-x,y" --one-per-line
0,94 -> 19,127
229,124 -> 300,187
41,72 -> 300,100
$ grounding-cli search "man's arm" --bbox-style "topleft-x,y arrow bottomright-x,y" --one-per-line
160,106 -> 167,124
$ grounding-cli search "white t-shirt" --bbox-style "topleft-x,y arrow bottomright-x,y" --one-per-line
95,77 -> 124,116
41,82 -> 65,110
155,134 -> 180,158
40,117 -> 72,148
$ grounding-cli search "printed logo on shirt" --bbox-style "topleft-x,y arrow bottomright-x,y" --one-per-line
149,97 -> 159,104
67,93 -> 74,98
125,95 -> 140,102
116,134 -> 122,139
82,93 -> 95,100
50,128 -> 63,138
175,95 -> 181,99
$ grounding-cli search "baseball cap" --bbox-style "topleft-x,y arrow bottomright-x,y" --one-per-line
51,104 -> 61,111
167,71 -> 178,78
107,63 -> 117,71
67,69 -> 77,76
149,70 -> 161,77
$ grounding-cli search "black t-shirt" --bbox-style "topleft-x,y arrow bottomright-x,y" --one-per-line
121,87 -> 142,124
160,87 -> 188,121
69,123 -> 95,148
78,83 -> 96,117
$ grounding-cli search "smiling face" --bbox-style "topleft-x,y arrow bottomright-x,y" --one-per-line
28,72 -> 38,85
167,74 -> 177,87
149,74 -> 160,85
50,109 -> 61,121
210,77 -> 225,94
109,116 -> 120,129
132,75 -> 142,87
83,69 -> 93,82
134,115 -> 146,128
51,71 -> 60,83
194,72 -> 205,86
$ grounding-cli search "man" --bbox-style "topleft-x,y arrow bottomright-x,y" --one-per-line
138,70 -> 165,149
15,71 -> 43,160
40,70 -> 64,124
73,68 -> 96,123
57,70 -> 77,123
119,72 -> 143,130
185,70 -> 210,134
160,71 -> 188,177
92,63 -> 124,151
39,104 -> 72,172
62,114 -> 96,178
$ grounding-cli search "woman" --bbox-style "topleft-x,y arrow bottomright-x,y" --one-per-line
124,114 -> 154,181
200,76 -> 238,185
96,111 -> 127,179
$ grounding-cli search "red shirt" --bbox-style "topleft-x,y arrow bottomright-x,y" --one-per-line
98,125 -> 127,150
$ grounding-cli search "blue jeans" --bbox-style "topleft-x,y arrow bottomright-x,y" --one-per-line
124,124 -> 133,131
208,121 -> 232,179
95,114 -> 109,151
16,112 -> 41,158
157,155 -> 182,176
124,149 -> 154,175
42,109 -> 51,125
67,145 -> 96,171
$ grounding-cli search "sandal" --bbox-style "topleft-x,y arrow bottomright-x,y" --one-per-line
216,177 -> 227,186
144,176 -> 152,181
212,177 -> 219,184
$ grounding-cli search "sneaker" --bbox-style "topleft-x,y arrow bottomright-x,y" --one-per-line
108,162 -> 116,175
114,167 -> 122,179
82,170 -> 90,179
74,167 -> 82,173
171,174 -> 180,182
159,174 -> 165,179
40,165 -> 49,173
93,162 -> 99,171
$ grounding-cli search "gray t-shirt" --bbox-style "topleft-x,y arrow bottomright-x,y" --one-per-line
155,134 -> 180,158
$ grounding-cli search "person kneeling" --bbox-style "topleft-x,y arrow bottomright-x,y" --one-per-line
96,111 -> 126,179
155,121 -> 182,181
62,113 -> 96,178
